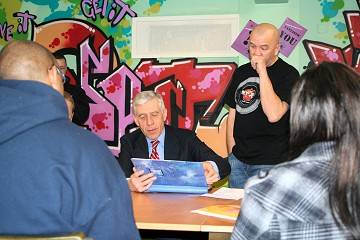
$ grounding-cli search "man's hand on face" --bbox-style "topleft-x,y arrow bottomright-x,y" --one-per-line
202,161 -> 220,187
250,55 -> 267,75
128,168 -> 157,192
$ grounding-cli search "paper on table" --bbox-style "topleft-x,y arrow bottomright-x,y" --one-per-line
191,204 -> 240,221
201,187 -> 244,200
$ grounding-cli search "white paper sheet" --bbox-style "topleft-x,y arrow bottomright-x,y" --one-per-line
201,187 -> 244,200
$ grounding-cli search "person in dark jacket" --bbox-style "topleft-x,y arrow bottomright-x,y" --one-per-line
118,90 -> 231,192
0,40 -> 140,240
54,52 -> 90,126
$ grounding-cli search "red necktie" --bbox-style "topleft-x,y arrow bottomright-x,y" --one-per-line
150,140 -> 160,160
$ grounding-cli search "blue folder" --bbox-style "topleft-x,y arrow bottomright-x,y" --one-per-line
131,158 -> 208,194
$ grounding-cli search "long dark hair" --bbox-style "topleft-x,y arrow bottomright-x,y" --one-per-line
289,62 -> 360,238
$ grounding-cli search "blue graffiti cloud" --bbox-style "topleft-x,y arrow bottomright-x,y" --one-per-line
320,0 -> 344,22
44,6 -> 74,21
149,0 -> 166,6
24,0 -> 59,12
332,21 -> 346,32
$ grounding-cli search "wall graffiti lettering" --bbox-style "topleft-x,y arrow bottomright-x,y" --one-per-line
81,0 -> 137,27
0,10 -> 36,41
13,10 -> 37,33
0,22 -> 13,41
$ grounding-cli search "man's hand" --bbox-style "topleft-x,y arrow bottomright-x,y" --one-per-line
250,55 -> 267,75
202,161 -> 220,186
128,167 -> 156,192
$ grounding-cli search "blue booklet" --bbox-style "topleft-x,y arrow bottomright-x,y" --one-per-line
131,158 -> 208,194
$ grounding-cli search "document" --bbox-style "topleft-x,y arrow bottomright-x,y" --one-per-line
201,187 -> 244,200
131,158 -> 208,194
191,204 -> 240,221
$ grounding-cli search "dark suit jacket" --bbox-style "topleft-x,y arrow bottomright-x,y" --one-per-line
64,82 -> 90,126
118,125 -> 230,179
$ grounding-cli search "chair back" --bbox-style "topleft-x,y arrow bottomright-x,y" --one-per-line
0,232 -> 92,240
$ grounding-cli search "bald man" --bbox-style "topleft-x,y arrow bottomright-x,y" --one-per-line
0,41 -> 140,239
224,23 -> 300,188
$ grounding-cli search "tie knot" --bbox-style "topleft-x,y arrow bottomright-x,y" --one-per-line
151,139 -> 159,148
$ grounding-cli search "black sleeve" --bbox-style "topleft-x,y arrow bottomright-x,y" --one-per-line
224,67 -> 239,109
189,133 -> 231,179
118,136 -> 134,178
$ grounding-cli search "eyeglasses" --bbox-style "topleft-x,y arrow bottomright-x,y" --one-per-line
55,65 -> 67,83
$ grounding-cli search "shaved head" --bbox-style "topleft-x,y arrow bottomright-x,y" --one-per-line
0,40 -> 63,94
249,23 -> 280,67
251,23 -> 280,43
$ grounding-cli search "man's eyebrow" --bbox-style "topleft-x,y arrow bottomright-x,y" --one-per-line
249,41 -> 269,46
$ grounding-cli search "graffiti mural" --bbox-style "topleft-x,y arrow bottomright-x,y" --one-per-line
303,1 -> 360,72
135,59 -> 236,130
0,1 -> 237,157
30,18 -> 236,156
4,0 -> 352,157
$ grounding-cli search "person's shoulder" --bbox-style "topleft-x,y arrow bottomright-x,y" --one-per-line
245,159 -> 328,215
278,58 -> 299,75
236,62 -> 252,72
166,125 -> 194,136
41,120 -> 114,164
247,159 -> 313,188
61,122 -> 110,150
120,127 -> 142,141
165,125 -> 198,144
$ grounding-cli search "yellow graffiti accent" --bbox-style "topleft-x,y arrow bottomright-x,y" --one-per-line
100,18 -> 110,27
334,31 -> 348,40
120,18 -> 130,28
143,2 -> 161,16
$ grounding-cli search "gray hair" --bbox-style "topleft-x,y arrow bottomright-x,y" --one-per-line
132,90 -> 165,116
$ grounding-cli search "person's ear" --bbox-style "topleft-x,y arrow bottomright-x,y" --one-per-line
275,43 -> 280,56
134,116 -> 139,127
162,108 -> 167,122
48,65 -> 64,95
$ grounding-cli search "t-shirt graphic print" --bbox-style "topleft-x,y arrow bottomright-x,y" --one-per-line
235,77 -> 260,114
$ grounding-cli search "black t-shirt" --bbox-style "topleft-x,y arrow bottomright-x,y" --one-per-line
225,58 -> 299,165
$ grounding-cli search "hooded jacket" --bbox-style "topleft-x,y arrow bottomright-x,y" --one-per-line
0,80 -> 140,239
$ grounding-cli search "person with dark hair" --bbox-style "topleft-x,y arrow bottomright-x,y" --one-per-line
0,40 -> 140,239
53,52 -> 90,126
231,62 -> 358,239
224,23 -> 300,188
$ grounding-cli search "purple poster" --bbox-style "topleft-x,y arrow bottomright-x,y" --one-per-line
231,20 -> 258,58
279,18 -> 307,57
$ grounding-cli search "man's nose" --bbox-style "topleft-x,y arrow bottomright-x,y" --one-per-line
254,47 -> 261,55
146,116 -> 154,125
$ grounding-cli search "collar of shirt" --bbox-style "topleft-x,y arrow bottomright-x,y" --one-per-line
146,129 -> 165,160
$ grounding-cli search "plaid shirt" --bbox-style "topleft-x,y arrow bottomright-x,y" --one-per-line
231,142 -> 353,240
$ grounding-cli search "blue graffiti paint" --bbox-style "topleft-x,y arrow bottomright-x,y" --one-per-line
332,21 -> 346,32
320,0 -> 344,22
24,0 -> 59,12
149,0 -> 166,6
43,6 -> 74,21
115,39 -> 130,48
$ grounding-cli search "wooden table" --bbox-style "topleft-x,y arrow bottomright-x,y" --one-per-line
131,191 -> 241,234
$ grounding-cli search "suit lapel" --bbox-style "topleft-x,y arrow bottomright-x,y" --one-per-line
133,133 -> 150,159
164,125 -> 180,160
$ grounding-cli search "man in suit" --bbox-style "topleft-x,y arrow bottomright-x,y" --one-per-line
118,90 -> 231,192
